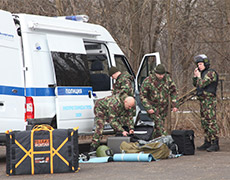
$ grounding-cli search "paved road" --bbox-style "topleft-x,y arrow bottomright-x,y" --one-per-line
0,137 -> 230,180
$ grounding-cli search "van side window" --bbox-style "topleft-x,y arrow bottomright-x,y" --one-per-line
51,52 -> 90,86
114,55 -> 135,77
87,54 -> 110,91
114,55 -> 135,93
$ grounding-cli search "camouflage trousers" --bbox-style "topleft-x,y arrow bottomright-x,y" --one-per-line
199,96 -> 219,141
91,115 -> 107,149
91,109 -> 129,149
148,105 -> 168,138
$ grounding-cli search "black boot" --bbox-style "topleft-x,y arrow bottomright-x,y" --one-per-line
197,139 -> 211,151
206,139 -> 219,152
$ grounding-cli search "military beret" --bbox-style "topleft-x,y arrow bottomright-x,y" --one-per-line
109,66 -> 119,76
154,64 -> 166,74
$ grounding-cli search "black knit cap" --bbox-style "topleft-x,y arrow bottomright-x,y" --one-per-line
109,66 -> 119,76
154,64 -> 165,74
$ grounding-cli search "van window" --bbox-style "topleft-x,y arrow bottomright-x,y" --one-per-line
137,56 -> 157,89
114,55 -> 135,77
114,55 -> 135,93
87,54 -> 110,91
51,52 -> 90,86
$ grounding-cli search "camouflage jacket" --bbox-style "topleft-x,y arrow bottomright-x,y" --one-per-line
140,72 -> 179,111
112,71 -> 134,101
95,95 -> 134,132
193,68 -> 218,98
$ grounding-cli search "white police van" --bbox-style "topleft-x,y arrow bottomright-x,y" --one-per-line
0,9 -> 160,144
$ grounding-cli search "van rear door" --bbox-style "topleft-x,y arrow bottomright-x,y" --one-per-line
0,10 -> 25,133
48,35 -> 94,133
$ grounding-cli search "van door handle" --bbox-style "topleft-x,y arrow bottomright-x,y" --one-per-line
12,89 -> 18,93
48,84 -> 56,88
0,102 -> 4,106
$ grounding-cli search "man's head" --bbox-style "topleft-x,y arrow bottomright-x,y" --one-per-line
154,64 -> 166,80
194,54 -> 210,71
109,66 -> 121,79
124,96 -> 135,110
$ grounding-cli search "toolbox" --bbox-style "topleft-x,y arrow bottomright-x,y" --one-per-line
107,136 -> 130,154
6,125 -> 79,175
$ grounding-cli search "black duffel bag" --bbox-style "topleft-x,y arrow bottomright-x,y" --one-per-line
171,130 -> 195,155
6,125 -> 79,175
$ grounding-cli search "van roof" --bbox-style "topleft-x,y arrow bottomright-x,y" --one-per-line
14,13 -> 116,43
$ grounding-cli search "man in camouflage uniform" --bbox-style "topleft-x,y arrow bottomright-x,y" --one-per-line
109,66 -> 136,116
193,54 -> 219,152
140,64 -> 179,138
109,66 -> 135,100
90,95 -> 135,151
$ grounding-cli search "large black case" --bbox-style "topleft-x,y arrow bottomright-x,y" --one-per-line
6,125 -> 79,175
171,130 -> 195,155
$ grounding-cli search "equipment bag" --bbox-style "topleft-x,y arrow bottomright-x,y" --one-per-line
171,130 -> 195,155
6,125 -> 79,175
130,125 -> 154,142
120,141 -> 170,160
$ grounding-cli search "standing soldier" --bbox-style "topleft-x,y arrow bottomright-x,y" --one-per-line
140,64 -> 179,138
90,95 -> 135,151
193,54 -> 219,152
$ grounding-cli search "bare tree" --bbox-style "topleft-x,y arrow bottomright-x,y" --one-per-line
1,0 -> 230,135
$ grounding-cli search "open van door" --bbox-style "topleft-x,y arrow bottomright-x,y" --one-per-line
48,35 -> 94,133
135,52 -> 161,123
135,52 -> 161,91
0,10 -> 25,135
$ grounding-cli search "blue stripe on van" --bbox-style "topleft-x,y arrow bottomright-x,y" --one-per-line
57,87 -> 92,96
0,86 -> 92,97
0,86 -> 24,96
26,87 -> 55,96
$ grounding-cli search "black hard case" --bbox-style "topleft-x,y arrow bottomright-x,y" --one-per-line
107,136 -> 130,154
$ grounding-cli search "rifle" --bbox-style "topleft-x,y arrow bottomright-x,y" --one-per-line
177,88 -> 197,107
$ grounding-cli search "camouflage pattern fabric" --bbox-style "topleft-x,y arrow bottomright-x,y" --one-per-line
91,95 -> 134,148
193,70 -> 217,90
112,71 -> 134,100
193,70 -> 219,141
112,71 -> 136,116
140,72 -> 178,138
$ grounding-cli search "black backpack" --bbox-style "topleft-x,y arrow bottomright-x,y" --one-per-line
130,125 -> 154,142
171,130 -> 195,155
